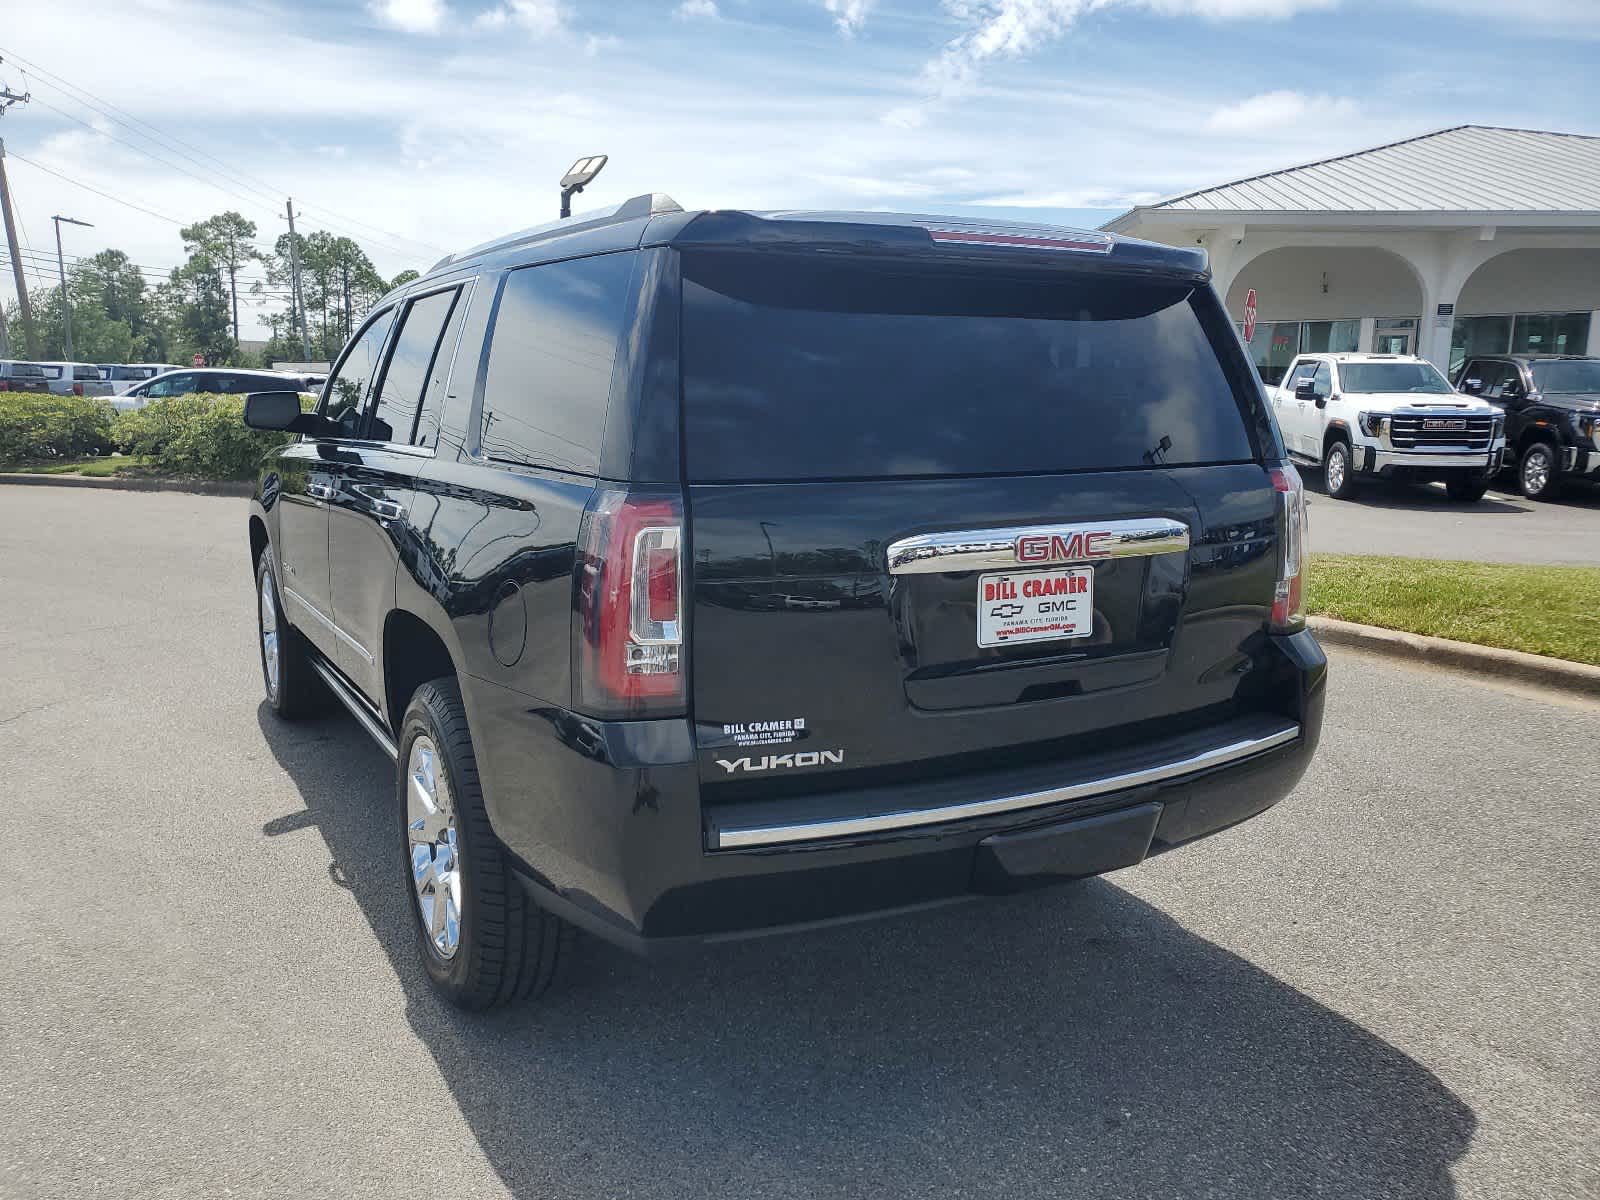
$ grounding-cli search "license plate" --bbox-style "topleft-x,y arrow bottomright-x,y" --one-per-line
1423,418 -> 1467,431
977,567 -> 1094,647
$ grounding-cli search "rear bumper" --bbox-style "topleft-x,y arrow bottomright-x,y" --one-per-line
472,630 -> 1326,956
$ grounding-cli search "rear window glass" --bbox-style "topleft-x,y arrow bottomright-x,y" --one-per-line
681,252 -> 1255,481
478,252 -> 636,475
9,363 -> 46,378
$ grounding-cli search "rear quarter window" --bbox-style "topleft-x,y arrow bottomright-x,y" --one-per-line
681,251 -> 1257,481
477,252 -> 637,475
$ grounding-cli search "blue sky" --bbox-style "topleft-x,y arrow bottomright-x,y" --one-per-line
4,0 -> 1598,336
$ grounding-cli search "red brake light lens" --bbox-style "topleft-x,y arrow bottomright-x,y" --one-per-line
1269,463 -> 1307,632
572,488 -> 686,718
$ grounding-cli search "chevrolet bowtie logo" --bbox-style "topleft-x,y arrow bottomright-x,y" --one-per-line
989,603 -> 1025,618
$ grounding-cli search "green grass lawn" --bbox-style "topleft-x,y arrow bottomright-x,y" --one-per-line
1308,554 -> 1600,666
4,456 -> 150,477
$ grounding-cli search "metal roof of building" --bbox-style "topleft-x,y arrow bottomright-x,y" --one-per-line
1128,126 -> 1600,216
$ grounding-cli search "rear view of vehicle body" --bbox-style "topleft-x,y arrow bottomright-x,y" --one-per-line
1456,354 -> 1600,500
245,198 -> 1325,1009
1273,353 -> 1505,501
35,360 -> 114,397
98,363 -> 174,394
0,360 -> 51,393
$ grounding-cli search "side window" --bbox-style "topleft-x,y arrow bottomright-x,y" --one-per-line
415,283 -> 474,449
147,373 -> 195,398
1475,362 -> 1512,398
368,287 -> 460,446
322,310 -> 396,438
1286,359 -> 1316,392
477,253 -> 636,474
1311,362 -> 1332,397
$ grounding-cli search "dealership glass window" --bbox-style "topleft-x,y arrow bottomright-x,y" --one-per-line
1450,315 -> 1513,376
1301,320 -> 1361,355
1512,312 -> 1590,357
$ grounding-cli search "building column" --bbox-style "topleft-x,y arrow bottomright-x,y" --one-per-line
1358,316 -> 1377,353
1590,311 -> 1600,355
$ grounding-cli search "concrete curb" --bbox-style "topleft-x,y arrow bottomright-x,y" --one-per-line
1309,616 -> 1600,698
0,472 -> 253,498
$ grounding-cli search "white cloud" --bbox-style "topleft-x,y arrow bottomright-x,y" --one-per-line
583,32 -> 622,54
1205,89 -> 1358,134
474,0 -> 567,34
369,0 -> 450,34
821,0 -> 875,36
892,0 -> 1340,125
674,0 -> 720,17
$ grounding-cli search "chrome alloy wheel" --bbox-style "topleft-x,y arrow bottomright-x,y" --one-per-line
1522,447 -> 1551,496
407,736 -> 462,959
1325,445 -> 1347,494
259,573 -> 280,699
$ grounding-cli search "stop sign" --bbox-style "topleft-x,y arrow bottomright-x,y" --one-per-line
192,353 -> 205,367
1243,288 -> 1258,344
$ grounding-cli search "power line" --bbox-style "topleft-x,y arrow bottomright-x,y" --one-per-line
6,151 -> 187,226
0,46 -> 447,258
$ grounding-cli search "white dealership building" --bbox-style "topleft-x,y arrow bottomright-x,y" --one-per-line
1103,125 -> 1600,384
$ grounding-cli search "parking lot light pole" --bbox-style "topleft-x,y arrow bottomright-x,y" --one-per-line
52,214 -> 92,361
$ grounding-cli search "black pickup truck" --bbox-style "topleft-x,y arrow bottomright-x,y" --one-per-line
244,197 -> 1326,1009
1454,354 -> 1600,499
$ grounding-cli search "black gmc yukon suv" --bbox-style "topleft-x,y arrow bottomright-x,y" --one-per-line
244,196 -> 1325,1009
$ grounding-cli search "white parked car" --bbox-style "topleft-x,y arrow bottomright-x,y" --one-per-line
35,361 -> 115,398
1270,353 -> 1506,502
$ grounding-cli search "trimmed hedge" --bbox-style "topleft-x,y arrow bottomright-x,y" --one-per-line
0,394 -> 115,462
112,393 -> 313,480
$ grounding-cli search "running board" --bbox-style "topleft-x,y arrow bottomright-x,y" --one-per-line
310,658 -> 398,761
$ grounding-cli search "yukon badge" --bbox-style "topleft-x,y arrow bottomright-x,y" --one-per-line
715,750 -> 845,774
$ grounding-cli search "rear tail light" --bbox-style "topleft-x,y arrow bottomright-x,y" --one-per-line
572,487 -> 686,719
0,381 -> 9,391
1269,463 -> 1307,633
72,382 -> 84,396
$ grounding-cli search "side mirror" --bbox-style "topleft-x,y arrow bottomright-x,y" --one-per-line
243,390 -> 323,434
1460,377 -> 1483,395
1294,379 -> 1318,401
1314,394 -> 1330,409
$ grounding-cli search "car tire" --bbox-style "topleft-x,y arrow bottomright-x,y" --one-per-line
399,679 -> 571,1010
1323,439 -> 1359,500
1518,442 -> 1562,501
1445,476 -> 1490,503
256,553 -> 325,719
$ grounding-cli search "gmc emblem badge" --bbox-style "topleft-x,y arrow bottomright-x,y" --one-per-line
1016,530 -> 1112,563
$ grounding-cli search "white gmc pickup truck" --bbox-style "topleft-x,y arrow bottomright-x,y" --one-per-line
1270,352 -> 1506,503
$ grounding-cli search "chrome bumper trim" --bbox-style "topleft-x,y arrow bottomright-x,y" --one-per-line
1371,450 -> 1496,470
710,721 -> 1300,849
886,518 -> 1190,576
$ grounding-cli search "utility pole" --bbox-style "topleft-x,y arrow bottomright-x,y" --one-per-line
284,198 -> 311,361
341,259 -> 351,340
52,214 -> 92,361
0,138 -> 42,359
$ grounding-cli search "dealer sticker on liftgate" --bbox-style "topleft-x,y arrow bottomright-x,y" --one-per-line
977,567 -> 1094,647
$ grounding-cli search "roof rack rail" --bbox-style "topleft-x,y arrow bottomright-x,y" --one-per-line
427,193 -> 683,274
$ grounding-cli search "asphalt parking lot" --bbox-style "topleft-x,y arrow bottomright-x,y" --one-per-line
2,484 -> 1597,1200
1307,475 -> 1600,565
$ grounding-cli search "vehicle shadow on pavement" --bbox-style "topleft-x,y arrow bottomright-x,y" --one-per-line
258,704 -> 1475,1200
